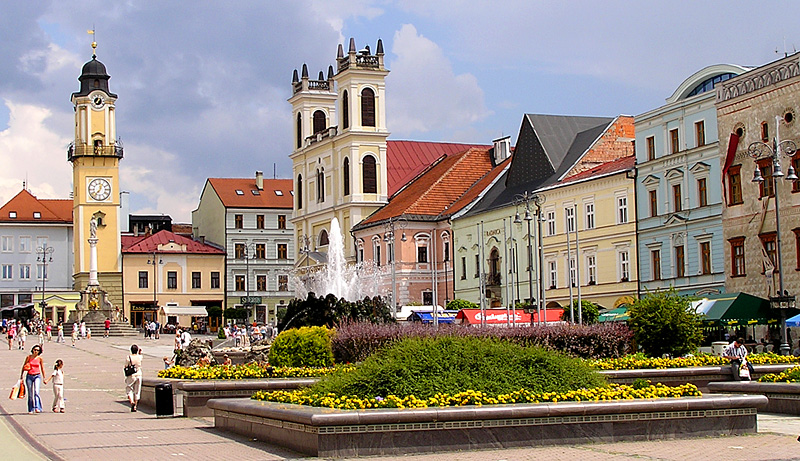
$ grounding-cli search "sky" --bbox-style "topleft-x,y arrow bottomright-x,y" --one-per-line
1,1 -> 798,223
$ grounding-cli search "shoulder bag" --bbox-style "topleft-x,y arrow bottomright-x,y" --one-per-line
124,356 -> 136,377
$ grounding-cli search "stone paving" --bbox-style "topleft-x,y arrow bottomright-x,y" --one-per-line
1,333 -> 799,460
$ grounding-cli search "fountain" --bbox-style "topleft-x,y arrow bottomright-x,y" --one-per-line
291,218 -> 386,302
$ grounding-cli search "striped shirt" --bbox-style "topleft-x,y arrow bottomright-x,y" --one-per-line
723,343 -> 747,359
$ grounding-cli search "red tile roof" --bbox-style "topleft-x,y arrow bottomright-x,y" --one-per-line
207,178 -> 293,209
122,230 -> 225,254
558,155 -> 635,185
387,141 -> 490,196
0,189 -> 72,223
358,147 -> 507,228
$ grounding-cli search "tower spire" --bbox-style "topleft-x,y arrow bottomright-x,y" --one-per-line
87,27 -> 97,58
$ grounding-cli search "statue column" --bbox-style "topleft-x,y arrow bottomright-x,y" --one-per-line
88,217 -> 99,287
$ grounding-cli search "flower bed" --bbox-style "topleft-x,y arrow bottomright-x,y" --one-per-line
157,363 -> 352,380
590,352 -> 799,370
252,383 -> 701,410
758,365 -> 800,382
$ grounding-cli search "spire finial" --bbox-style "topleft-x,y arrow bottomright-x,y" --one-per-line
87,27 -> 97,58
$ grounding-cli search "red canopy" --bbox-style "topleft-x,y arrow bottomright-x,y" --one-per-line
456,308 -> 564,325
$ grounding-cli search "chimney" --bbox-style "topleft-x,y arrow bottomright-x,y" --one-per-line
492,136 -> 511,163
255,171 -> 263,190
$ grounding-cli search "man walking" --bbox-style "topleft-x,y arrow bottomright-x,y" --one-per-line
104,318 -> 111,338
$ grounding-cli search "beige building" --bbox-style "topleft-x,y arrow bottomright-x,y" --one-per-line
717,54 -> 800,298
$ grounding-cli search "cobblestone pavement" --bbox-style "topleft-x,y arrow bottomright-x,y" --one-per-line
1,334 -> 799,460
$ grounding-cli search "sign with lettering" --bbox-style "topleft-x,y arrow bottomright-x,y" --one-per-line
240,296 -> 262,305
484,229 -> 501,237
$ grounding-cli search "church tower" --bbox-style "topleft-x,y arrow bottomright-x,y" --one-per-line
69,41 -> 123,307
289,38 -> 389,266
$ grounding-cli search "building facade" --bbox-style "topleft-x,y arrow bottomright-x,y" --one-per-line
192,173 -> 295,324
717,54 -> 800,299
635,64 -> 747,297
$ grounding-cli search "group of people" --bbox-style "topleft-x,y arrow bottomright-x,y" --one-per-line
18,345 -> 65,414
143,320 -> 161,339
223,322 -> 276,346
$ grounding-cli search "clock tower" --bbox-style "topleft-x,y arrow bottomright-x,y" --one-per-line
69,42 -> 123,308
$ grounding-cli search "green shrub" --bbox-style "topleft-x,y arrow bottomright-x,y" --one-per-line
312,335 -> 605,399
446,299 -> 478,310
560,300 -> 600,325
217,328 -> 226,340
268,326 -> 334,367
277,293 -> 394,331
627,288 -> 703,357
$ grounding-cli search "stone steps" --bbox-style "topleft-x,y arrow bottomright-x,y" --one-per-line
80,321 -> 141,337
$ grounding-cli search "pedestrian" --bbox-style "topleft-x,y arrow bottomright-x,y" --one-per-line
104,318 -> 111,338
20,345 -> 44,413
46,322 -> 52,342
38,328 -> 44,345
18,323 -> 27,350
222,354 -> 232,366
80,321 -> 86,339
174,331 -> 182,351
56,322 -> 64,343
723,337 -> 754,381
125,344 -> 143,412
43,359 -> 65,413
72,322 -> 78,340
71,327 -> 77,347
154,321 -> 160,340
180,328 -> 192,349
7,323 -> 15,350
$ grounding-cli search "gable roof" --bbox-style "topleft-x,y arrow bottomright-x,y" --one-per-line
206,178 -> 293,209
355,147 -> 508,230
386,140 -> 490,196
0,189 -> 72,223
122,229 -> 225,254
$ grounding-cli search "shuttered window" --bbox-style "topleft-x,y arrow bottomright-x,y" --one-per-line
342,90 -> 349,129
361,88 -> 375,127
313,110 -> 326,134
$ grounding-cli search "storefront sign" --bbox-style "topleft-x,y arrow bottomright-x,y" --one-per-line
484,229 -> 501,237
240,296 -> 262,305
131,304 -> 158,312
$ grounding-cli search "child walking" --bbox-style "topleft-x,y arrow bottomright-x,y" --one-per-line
44,359 -> 65,413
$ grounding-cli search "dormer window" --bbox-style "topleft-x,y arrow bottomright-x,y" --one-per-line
274,190 -> 283,196
251,190 -> 260,195
33,212 -> 41,219
8,212 -> 16,218
235,190 -> 244,195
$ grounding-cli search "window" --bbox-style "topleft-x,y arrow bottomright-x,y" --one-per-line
548,261 -> 557,289
474,254 -> 480,278
546,210 -> 556,236
728,165 -> 743,205
278,215 -> 287,229
417,245 -> 428,263
651,249 -> 661,280
235,274 -> 246,291
361,88 -> 375,127
138,271 -> 148,289
211,271 -> 220,289
565,206 -> 575,233
312,110 -> 326,134
234,243 -> 245,259
698,178 -> 708,207
255,244 -> 266,259
256,215 -> 265,229
619,250 -> 630,281
443,241 -> 450,261
761,121 -> 769,142
695,121 -> 705,147
649,190 -> 658,217
646,136 -> 656,161
568,256 -> 576,287
617,196 -> 628,224
423,291 -> 433,305
235,190 -> 244,195
319,230 -> 329,246
278,274 -> 289,291
167,271 -> 177,289
669,128 -> 679,154
730,237 -> 746,277
461,256 -> 467,280
256,275 -> 267,291
1,264 -> 11,280
757,158 -> 775,198
358,245 -> 364,263
362,155 -> 377,194
36,264 -> 47,280
1,236 -> 11,252
584,203 -> 595,229
700,242 -> 712,275
277,243 -> 288,260
374,240 -> 381,266
234,214 -> 243,229
19,264 -> 31,280
343,158 -> 350,196
296,113 -> 302,149
760,233 -> 777,273
675,245 -> 685,278
19,236 -> 30,253
192,271 -> 201,289
673,184 -> 682,212
387,241 -> 394,263
793,157 -> 800,192
342,90 -> 349,129
296,174 -> 303,209
587,255 -> 596,284
316,168 -> 325,202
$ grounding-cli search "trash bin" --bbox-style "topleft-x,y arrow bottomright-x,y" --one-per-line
711,341 -> 729,357
154,383 -> 173,417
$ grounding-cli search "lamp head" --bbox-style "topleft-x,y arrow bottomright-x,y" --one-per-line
514,211 -> 521,223
752,168 -> 764,183
787,165 -> 798,181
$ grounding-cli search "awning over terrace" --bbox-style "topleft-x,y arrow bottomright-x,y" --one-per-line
598,306 -> 629,323
408,311 -> 457,324
691,292 -> 782,326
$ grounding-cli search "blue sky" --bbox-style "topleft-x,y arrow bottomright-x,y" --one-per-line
0,1 -> 798,222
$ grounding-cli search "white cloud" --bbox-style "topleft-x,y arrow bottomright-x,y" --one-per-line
308,0 -> 384,39
387,24 -> 490,136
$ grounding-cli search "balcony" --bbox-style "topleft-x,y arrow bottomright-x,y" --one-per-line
67,142 -> 124,161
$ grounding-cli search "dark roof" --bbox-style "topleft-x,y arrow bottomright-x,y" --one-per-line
73,56 -> 117,98
525,114 -> 612,170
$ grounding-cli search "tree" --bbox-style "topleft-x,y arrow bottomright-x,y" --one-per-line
276,292 -> 395,331
627,288 -> 703,357
446,299 -> 478,310
560,300 -> 600,325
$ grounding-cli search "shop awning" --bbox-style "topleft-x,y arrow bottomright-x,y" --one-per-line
160,306 -> 208,317
456,309 -> 532,325
786,312 -> 800,327
598,306 -> 629,323
0,303 -> 35,312
408,311 -> 457,324
691,292 -> 783,326
531,308 -> 564,323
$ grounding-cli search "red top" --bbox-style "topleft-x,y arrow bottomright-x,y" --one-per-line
27,356 -> 43,375
104,319 -> 111,328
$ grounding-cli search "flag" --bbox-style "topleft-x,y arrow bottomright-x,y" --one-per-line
722,132 -> 740,204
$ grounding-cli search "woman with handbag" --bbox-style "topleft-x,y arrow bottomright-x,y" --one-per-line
20,345 -> 44,413
124,344 -> 143,412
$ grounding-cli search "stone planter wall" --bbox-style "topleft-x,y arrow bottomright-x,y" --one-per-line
600,364 -> 795,392
708,381 -> 800,415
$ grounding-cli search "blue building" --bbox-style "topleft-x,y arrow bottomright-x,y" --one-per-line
635,64 -> 748,296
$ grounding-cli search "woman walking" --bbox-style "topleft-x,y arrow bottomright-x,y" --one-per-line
20,345 -> 44,413
125,344 -> 143,412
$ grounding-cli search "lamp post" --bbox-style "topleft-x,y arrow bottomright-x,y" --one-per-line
146,251 -> 163,323
749,114 -> 798,355
239,243 -> 257,319
383,216 -> 407,317
36,244 -> 54,319
514,191 -> 545,325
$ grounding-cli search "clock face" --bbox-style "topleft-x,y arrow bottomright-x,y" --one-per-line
91,94 -> 104,109
88,178 -> 111,201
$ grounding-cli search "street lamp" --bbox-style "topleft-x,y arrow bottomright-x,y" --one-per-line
239,243 -> 257,318
146,251 -> 163,323
383,216 -> 407,316
748,114 -> 798,355
514,191 -> 545,325
36,244 -> 54,319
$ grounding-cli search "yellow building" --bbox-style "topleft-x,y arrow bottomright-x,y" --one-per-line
122,230 -> 225,330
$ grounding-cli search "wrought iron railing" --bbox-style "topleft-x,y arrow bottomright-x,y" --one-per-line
67,142 -> 124,161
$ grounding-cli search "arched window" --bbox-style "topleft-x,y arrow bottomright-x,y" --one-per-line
342,90 -> 349,129
317,168 -> 324,202
319,229 -> 329,247
296,174 -> 303,209
361,88 -> 375,127
362,155 -> 377,194
296,113 -> 302,149
489,248 -> 500,285
313,110 -> 326,134
343,157 -> 350,196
